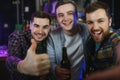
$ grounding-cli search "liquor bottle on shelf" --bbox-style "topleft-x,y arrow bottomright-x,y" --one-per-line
25,20 -> 29,31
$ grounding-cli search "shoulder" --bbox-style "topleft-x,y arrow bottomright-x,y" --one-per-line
77,22 -> 89,34
78,22 -> 87,27
116,28 -> 120,35
109,29 -> 120,45
49,27 -> 63,36
9,30 -> 30,40
110,29 -> 120,39
77,22 -> 89,40
47,27 -> 64,44
9,30 -> 23,39
77,22 -> 87,29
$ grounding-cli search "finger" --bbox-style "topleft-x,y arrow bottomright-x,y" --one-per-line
60,68 -> 70,73
29,39 -> 37,53
60,74 -> 69,80
39,54 -> 49,59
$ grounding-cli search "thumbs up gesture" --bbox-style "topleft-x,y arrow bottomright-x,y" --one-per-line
17,39 -> 50,76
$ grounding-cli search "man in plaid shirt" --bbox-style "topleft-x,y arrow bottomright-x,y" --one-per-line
83,1 -> 120,80
6,11 -> 51,80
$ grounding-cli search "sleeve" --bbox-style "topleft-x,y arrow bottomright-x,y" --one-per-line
6,33 -> 22,73
115,40 -> 120,65
79,22 -> 89,46
47,34 -> 58,79
82,23 -> 89,39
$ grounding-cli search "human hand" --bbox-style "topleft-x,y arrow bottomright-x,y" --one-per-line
84,72 -> 102,80
17,39 -> 50,76
55,66 -> 70,80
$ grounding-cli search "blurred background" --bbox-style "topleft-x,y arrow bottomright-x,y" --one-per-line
0,0 -> 119,80
0,0 -> 119,45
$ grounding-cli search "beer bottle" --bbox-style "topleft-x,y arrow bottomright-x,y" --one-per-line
36,40 -> 46,54
61,47 -> 71,80
36,41 -> 49,80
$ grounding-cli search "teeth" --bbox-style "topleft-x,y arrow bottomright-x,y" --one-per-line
92,31 -> 102,38
94,31 -> 101,34
36,34 -> 42,38
38,35 -> 42,37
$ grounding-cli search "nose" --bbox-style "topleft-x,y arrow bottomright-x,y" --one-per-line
39,27 -> 43,33
93,22 -> 99,30
63,14 -> 69,21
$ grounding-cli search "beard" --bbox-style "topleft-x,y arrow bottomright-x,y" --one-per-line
91,28 -> 110,43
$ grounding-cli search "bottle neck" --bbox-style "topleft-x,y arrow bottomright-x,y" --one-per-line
62,47 -> 69,60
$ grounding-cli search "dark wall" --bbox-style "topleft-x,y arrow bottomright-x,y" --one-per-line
0,61 -> 10,80
99,0 -> 119,29
20,0 -> 36,24
114,0 -> 120,29
0,0 -> 36,45
0,0 -> 16,45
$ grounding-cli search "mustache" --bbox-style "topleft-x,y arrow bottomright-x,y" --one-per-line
34,33 -> 44,36
91,29 -> 103,33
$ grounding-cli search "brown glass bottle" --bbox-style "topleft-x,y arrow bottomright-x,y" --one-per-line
61,47 -> 71,80
36,40 -> 46,54
36,41 -> 49,80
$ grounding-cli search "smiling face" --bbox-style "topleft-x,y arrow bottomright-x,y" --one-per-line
86,9 -> 112,43
56,3 -> 75,31
30,17 -> 50,42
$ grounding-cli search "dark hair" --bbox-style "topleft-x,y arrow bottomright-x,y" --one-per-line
55,0 -> 78,18
31,11 -> 51,23
85,1 -> 111,19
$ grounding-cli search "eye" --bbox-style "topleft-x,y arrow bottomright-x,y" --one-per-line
43,25 -> 49,29
58,13 -> 64,18
98,20 -> 104,23
34,24 -> 39,28
86,21 -> 93,25
68,11 -> 74,15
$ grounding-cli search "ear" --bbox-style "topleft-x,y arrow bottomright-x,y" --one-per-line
109,18 -> 112,27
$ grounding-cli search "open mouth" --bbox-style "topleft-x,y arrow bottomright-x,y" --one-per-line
92,30 -> 102,38
35,33 -> 43,39
37,35 -> 42,39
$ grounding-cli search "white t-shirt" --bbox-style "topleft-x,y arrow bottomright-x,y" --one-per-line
64,32 -> 84,80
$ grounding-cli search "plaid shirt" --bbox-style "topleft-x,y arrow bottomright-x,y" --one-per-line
85,30 -> 120,73
6,30 -> 45,80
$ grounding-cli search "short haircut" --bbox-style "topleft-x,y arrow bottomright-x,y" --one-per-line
31,11 -> 51,23
55,0 -> 78,19
85,1 -> 111,19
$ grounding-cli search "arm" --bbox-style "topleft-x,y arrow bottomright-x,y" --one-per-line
84,41 -> 120,80
6,33 -> 22,73
6,33 -> 50,76
47,35 -> 58,76
47,33 -> 70,80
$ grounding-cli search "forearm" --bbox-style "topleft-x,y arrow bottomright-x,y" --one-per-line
47,48 -> 58,78
86,66 -> 120,80
17,60 -> 28,74
6,56 -> 21,72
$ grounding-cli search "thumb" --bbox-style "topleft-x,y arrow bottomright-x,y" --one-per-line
29,39 -> 37,53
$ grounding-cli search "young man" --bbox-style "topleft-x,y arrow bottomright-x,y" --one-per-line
47,1 -> 89,80
6,11 -> 51,80
84,1 -> 120,80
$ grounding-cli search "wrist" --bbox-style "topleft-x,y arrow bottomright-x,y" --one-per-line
17,60 -> 26,74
